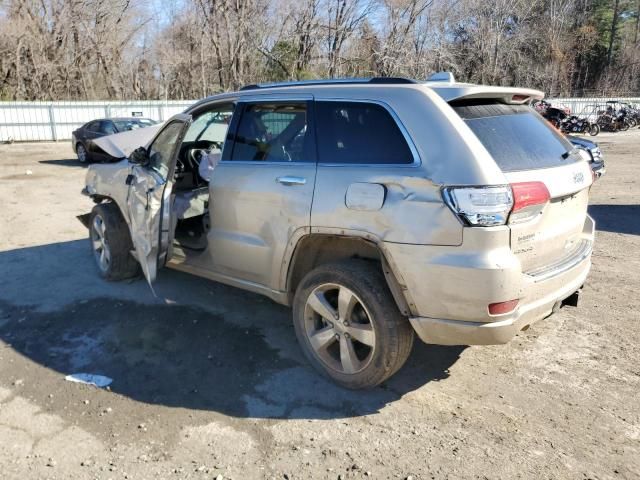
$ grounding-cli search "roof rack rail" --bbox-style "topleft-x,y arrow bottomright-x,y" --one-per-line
240,77 -> 416,91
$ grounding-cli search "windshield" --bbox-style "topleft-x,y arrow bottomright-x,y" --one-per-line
452,102 -> 578,172
183,110 -> 233,143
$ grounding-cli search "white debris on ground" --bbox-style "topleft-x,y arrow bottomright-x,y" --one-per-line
64,373 -> 113,388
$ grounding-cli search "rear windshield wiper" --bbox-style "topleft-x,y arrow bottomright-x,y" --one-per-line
562,146 -> 580,160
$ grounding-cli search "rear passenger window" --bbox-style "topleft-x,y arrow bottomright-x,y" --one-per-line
315,102 -> 414,164
229,103 -> 312,162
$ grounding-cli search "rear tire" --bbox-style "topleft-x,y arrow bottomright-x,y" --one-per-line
292,260 -> 414,389
89,203 -> 140,281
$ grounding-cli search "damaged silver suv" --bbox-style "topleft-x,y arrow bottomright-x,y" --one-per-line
80,75 -> 595,389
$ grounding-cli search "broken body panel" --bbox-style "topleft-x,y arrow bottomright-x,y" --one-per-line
86,116 -> 190,286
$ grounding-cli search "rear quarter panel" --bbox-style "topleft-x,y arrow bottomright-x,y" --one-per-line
310,86 -> 508,246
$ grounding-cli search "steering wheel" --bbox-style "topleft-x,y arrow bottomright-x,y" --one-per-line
188,141 -> 223,168
207,141 -> 223,152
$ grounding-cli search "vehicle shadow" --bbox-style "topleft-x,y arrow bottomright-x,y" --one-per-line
589,204 -> 640,236
39,158 -> 85,167
0,240 -> 464,420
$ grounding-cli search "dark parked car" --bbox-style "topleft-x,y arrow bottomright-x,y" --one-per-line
567,135 -> 605,179
71,117 -> 158,163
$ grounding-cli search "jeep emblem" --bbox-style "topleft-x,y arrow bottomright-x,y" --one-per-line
573,172 -> 584,184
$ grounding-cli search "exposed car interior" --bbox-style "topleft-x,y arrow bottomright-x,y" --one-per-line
171,106 -> 233,252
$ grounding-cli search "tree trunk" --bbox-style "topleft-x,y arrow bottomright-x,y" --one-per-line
606,0 -> 621,67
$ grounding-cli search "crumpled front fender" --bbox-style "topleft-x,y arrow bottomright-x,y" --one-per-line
82,160 -> 132,226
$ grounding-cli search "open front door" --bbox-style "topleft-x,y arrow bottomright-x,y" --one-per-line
126,115 -> 191,285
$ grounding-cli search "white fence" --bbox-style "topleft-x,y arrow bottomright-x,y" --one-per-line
1,96 -> 639,143
547,97 -> 640,120
0,100 -> 195,142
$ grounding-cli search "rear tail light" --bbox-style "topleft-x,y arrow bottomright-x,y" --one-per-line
509,181 -> 550,223
442,185 -> 513,226
488,299 -> 519,315
443,181 -> 549,226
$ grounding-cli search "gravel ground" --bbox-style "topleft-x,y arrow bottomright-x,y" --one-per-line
0,133 -> 638,480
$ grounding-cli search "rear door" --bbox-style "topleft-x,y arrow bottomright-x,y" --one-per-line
206,98 -> 317,289
452,102 -> 593,273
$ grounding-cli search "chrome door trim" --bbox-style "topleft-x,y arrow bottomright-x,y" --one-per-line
218,160 -> 315,166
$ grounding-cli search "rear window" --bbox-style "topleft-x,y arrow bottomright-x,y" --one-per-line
113,119 -> 156,132
452,102 -> 577,172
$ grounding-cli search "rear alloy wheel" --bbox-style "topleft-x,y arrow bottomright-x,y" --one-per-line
293,261 -> 414,389
77,143 -> 88,163
303,283 -> 376,375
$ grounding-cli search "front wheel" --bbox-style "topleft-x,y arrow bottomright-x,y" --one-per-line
89,203 -> 140,280
588,123 -> 600,136
292,261 -> 414,389
76,143 -> 88,163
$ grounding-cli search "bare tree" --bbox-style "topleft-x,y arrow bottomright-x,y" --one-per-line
0,0 -> 638,100
322,0 -> 373,77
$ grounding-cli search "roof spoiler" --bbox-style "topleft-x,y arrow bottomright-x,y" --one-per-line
427,72 -> 456,83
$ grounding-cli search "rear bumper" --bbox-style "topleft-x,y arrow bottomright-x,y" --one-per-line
408,257 -> 590,345
385,215 -> 595,346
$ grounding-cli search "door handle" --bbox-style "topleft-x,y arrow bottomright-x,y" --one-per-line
276,176 -> 306,186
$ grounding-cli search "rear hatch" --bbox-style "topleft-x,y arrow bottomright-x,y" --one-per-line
452,101 -> 593,273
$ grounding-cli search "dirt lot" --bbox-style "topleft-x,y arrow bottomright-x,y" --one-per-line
0,134 -> 638,480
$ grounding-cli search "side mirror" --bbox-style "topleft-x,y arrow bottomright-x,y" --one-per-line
130,147 -> 149,166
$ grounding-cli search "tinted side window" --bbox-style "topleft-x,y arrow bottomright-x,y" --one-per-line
85,121 -> 100,132
99,121 -> 117,135
452,102 -> 577,172
315,101 -> 414,164
229,103 -> 311,162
